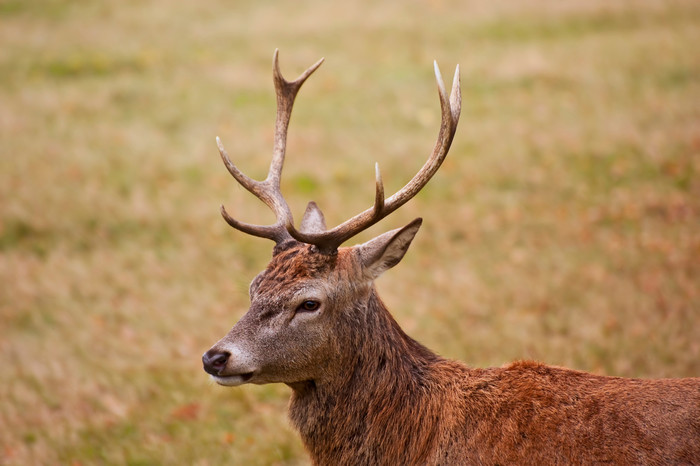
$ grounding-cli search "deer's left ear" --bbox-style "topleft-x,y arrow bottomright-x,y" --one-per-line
300,201 -> 327,234
357,218 -> 422,280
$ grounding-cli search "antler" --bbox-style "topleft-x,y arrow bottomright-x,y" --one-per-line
218,49 -> 324,243
219,51 -> 461,254
286,61 -> 461,253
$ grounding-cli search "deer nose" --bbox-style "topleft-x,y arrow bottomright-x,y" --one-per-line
202,349 -> 230,376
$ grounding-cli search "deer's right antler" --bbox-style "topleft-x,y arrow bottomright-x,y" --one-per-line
219,51 -> 461,254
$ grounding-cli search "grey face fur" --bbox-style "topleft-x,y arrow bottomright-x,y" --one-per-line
202,219 -> 422,387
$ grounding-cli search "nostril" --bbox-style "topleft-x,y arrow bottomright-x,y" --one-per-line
202,349 -> 230,375
211,352 -> 228,369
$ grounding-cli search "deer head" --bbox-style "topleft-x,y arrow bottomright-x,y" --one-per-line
202,50 -> 460,388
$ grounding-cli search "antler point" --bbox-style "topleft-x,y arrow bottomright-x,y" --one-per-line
220,204 -> 234,224
434,61 -> 446,98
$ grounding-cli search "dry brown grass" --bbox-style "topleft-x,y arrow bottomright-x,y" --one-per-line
1,0 -> 699,463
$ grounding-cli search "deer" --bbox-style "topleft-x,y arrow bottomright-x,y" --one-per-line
202,50 -> 700,465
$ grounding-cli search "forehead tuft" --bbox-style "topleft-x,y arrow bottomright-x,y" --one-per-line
261,244 -> 339,286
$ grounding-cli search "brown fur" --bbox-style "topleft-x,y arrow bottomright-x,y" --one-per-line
206,242 -> 700,465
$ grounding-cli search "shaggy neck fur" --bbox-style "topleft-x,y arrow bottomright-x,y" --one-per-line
287,287 -> 469,465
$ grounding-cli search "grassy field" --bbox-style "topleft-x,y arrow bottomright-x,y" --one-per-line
1,0 -> 699,463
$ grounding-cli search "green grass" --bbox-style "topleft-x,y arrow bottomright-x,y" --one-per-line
1,0 -> 699,463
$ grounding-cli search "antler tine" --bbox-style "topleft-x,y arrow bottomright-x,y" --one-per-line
220,204 -> 286,240
217,137 -> 259,193
374,163 -> 385,215
450,64 -> 461,124
219,50 -> 324,244
287,61 -> 461,253
269,49 -> 325,188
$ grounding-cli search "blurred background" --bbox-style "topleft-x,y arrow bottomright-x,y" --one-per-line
1,0 -> 698,463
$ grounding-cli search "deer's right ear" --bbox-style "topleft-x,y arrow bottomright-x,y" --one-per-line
358,218 -> 422,280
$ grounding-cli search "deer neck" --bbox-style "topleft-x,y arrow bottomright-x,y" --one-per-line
287,287 -> 442,453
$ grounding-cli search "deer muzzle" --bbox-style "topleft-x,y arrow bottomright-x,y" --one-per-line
202,345 -> 257,386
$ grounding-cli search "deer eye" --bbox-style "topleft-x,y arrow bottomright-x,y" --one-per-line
297,300 -> 320,312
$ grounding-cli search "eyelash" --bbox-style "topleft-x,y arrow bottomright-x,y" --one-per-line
297,300 -> 320,312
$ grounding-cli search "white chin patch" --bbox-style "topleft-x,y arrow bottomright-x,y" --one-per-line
211,374 -> 251,387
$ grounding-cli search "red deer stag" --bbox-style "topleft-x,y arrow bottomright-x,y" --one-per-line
203,50 -> 700,465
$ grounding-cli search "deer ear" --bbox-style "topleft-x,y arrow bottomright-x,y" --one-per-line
358,218 -> 422,280
300,201 -> 327,234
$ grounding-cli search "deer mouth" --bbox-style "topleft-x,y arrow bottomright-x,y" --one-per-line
211,372 -> 254,387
